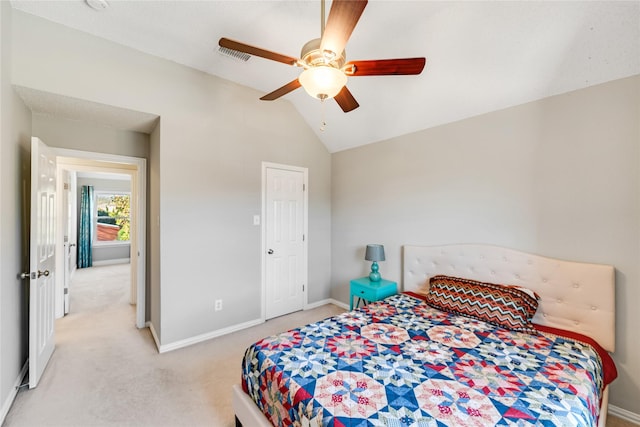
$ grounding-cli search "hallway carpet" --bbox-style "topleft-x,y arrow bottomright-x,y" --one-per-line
4,264 -> 635,426
4,264 -> 343,426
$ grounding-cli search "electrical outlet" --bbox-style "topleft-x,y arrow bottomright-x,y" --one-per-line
214,299 -> 223,311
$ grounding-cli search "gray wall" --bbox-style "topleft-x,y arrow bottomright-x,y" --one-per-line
32,114 -> 149,308
11,10 -> 332,346
331,75 -> 640,414
32,113 -> 150,159
149,123 -> 161,341
0,1 -> 32,416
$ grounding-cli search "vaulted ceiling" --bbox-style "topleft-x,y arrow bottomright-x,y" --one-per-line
10,1 -> 640,153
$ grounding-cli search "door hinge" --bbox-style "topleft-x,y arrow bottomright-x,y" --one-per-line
64,288 -> 69,294
303,284 -> 305,292
302,234 -> 305,241
303,184 -> 306,191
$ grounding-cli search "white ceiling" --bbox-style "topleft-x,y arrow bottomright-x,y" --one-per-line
10,0 -> 640,153
15,85 -> 159,134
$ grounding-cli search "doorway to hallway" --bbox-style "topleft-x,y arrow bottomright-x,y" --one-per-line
66,264 -> 132,316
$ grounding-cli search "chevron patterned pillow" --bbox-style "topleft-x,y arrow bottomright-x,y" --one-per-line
424,275 -> 540,332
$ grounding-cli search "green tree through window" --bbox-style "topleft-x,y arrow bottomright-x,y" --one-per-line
96,193 -> 130,242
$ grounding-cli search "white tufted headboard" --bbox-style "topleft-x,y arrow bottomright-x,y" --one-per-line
403,244 -> 615,352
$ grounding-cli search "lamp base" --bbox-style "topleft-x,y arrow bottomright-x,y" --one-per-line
369,261 -> 381,282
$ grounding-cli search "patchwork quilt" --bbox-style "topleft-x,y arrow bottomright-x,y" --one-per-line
241,294 -> 605,426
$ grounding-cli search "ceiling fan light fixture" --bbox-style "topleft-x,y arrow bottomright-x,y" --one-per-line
219,0 -> 424,113
299,66 -> 347,100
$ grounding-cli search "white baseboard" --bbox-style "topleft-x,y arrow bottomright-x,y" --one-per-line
305,298 -> 348,311
304,298 -> 331,310
609,404 -> 640,425
155,299 -> 347,354
158,318 -> 265,353
92,258 -> 130,266
328,298 -> 349,310
0,361 -> 28,424
304,298 -> 349,310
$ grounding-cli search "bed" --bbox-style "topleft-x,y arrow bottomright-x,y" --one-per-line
233,244 -> 616,426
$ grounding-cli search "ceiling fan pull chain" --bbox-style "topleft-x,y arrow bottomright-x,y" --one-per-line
320,97 -> 327,132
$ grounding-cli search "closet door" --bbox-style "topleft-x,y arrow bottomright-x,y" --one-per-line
264,165 -> 307,319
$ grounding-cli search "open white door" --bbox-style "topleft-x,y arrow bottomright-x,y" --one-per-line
264,164 -> 307,319
28,136 -> 56,389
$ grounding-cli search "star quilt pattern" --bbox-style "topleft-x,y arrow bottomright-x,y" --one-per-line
241,293 -> 604,426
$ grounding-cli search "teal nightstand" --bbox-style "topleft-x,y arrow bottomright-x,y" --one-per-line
350,277 -> 398,310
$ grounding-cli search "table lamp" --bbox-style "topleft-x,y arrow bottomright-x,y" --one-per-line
365,244 -> 385,282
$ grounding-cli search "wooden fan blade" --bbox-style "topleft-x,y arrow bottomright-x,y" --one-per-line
334,86 -> 359,113
343,58 -> 426,76
320,0 -> 368,58
219,38 -> 298,66
260,79 -> 302,101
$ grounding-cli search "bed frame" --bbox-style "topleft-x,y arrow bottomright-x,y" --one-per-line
234,244 -> 616,427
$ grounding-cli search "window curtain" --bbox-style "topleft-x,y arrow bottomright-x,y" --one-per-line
78,185 -> 94,269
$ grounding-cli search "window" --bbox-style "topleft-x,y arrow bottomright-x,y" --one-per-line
95,192 -> 131,243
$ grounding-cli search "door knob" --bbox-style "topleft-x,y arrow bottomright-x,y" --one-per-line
19,270 -> 49,280
267,249 -> 274,254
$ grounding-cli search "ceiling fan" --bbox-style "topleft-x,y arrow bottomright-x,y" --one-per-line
218,0 -> 426,113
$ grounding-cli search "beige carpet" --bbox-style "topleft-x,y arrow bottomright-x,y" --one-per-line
3,264 -> 636,427
4,264 -> 343,426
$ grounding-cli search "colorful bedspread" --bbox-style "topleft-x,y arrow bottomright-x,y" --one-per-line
241,294 -> 605,426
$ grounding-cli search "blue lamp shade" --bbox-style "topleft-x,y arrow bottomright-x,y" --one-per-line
365,244 -> 385,282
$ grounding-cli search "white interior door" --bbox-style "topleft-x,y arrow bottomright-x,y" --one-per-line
264,165 -> 307,319
29,136 -> 57,389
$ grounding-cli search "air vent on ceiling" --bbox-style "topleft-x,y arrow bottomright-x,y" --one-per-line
218,46 -> 251,62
